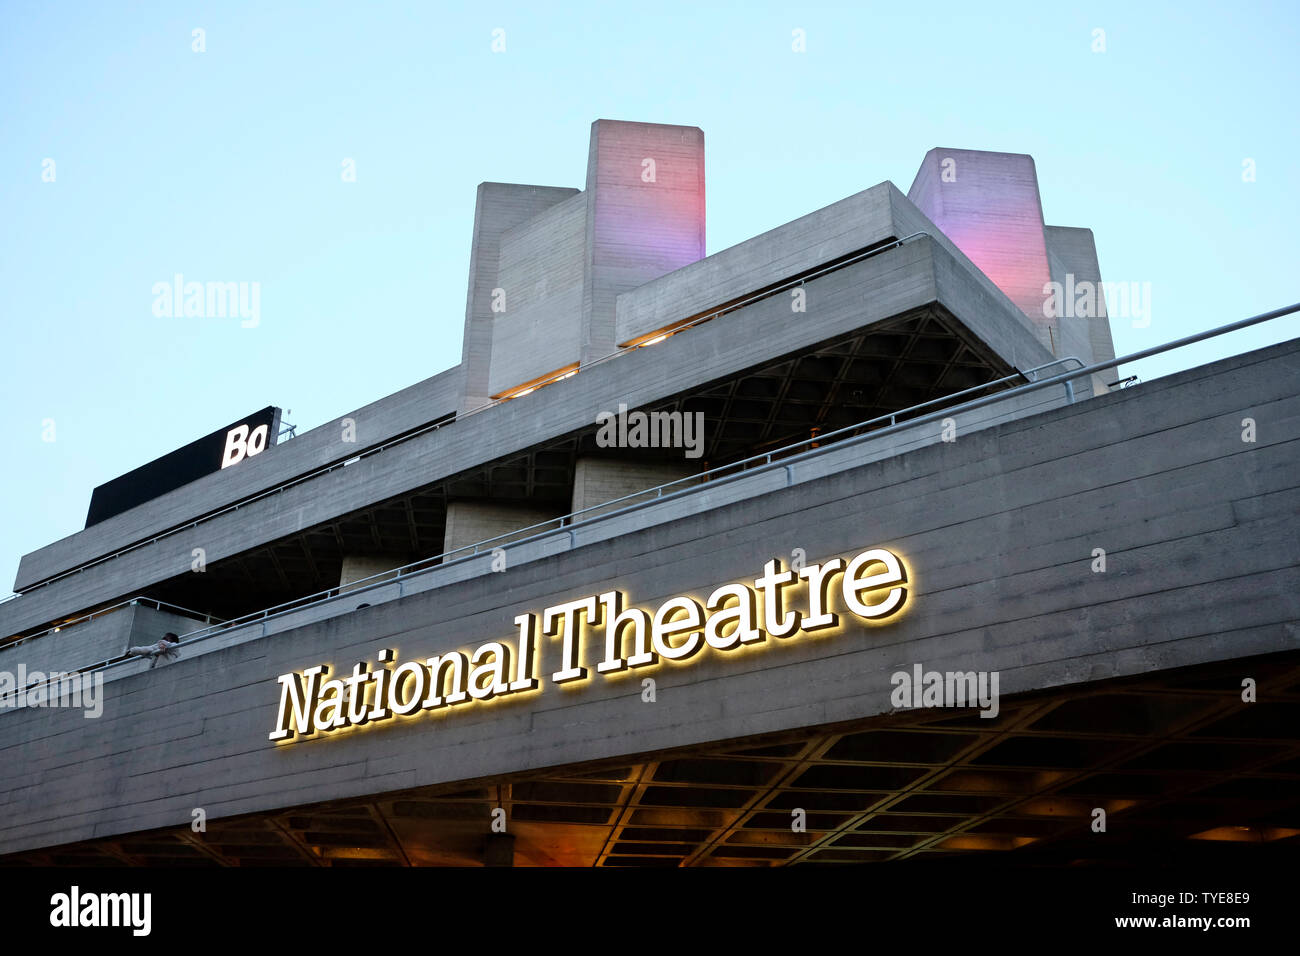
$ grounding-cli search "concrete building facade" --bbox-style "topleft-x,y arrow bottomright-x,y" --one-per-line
1,121 -> 1296,868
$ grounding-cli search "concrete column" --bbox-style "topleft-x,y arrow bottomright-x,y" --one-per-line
462,122 -> 705,402
442,501 -> 562,554
458,183 -> 581,414
908,149 -> 1056,350
571,457 -> 702,520
1044,225 -> 1120,396
339,555 -> 406,593
486,192 -> 589,399
580,120 -> 706,365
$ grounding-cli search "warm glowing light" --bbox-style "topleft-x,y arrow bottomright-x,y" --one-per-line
1189,826 -> 1300,843
271,546 -> 911,744
939,834 -> 1025,851
496,363 -> 580,401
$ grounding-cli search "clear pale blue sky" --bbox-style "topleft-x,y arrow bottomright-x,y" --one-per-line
2,1 -> 1297,597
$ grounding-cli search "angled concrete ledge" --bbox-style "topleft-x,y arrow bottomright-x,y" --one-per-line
1,236 -> 1049,640
14,367 -> 463,593
0,336 -> 1294,857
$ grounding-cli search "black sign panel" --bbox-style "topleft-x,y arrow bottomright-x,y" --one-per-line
85,406 -> 281,527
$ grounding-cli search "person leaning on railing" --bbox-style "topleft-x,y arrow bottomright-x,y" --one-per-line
125,632 -> 181,669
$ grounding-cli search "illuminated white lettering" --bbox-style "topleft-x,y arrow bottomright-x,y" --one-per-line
269,547 -> 910,743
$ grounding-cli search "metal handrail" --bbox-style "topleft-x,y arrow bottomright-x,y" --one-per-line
3,300 -> 1296,705
6,232 -> 935,599
160,356 -> 1086,642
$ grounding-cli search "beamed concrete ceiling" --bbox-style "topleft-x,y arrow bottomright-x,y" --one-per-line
8,653 -> 1299,868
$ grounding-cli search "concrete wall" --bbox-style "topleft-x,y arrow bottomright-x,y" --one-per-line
15,367 -> 462,592
614,183 -> 899,348
887,188 -> 1054,375
1045,225 -> 1120,394
487,192 -> 588,397
571,457 -> 702,518
0,603 -> 205,690
908,148 -> 1055,349
582,120 -> 706,364
443,501 -> 562,554
339,556 -> 406,592
0,237 -> 1054,642
1,336 -> 1295,856
3,373 -> 1082,683
14,144 -> 1101,604
459,183 -> 581,413
0,608 -> 135,685
609,176 -> 1060,367
474,120 -> 705,397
